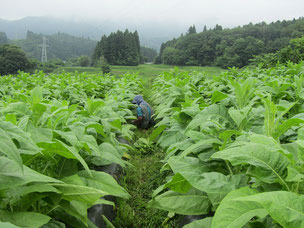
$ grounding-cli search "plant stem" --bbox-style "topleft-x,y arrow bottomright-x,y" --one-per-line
225,160 -> 234,177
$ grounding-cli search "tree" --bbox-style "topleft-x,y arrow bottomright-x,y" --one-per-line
99,56 -> 111,74
157,17 -> 304,68
78,55 -> 90,67
92,30 -> 141,66
65,57 -> 79,67
101,62 -> 111,74
214,24 -> 223,31
161,47 -> 186,65
0,44 -> 31,75
187,25 -> 196,35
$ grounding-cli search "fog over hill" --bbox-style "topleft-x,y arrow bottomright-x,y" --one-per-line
0,17 -> 193,50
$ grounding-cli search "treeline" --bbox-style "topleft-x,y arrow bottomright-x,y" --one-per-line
12,31 -> 97,61
155,17 -> 304,68
92,30 -> 141,66
251,36 -> 304,68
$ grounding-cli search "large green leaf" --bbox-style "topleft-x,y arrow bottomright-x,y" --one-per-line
186,104 -> 231,131
54,130 -> 78,146
78,170 -> 129,198
0,222 -> 21,228
150,124 -> 167,141
211,142 -> 289,188
184,217 -> 212,228
211,187 -> 267,228
53,174 -> 107,204
0,129 -> 23,171
27,124 -> 53,143
1,102 -> 31,117
211,90 -> 228,104
0,156 -> 62,190
32,103 -> 47,126
60,200 -> 87,226
148,190 -> 211,215
38,140 -> 91,175
242,191 -> 304,228
273,118 -> 304,139
168,156 -> 210,174
97,142 -> 126,167
0,121 -> 40,155
0,210 -> 51,228
8,183 -> 60,199
40,220 -> 65,228
212,187 -> 304,228
29,86 -> 43,105
179,172 -> 246,195
164,173 -> 192,193
180,139 -> 222,157
228,106 -> 251,128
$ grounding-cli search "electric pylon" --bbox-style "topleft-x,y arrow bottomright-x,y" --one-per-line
41,36 -> 48,62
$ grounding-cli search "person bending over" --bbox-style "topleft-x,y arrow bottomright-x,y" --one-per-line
132,95 -> 155,129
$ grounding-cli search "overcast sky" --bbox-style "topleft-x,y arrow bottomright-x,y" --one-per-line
1,0 -> 304,28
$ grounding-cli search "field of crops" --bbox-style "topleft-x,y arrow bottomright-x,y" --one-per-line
0,71 -> 142,227
148,62 -> 304,228
1,62 -> 304,228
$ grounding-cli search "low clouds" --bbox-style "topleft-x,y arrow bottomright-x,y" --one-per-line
1,0 -> 303,28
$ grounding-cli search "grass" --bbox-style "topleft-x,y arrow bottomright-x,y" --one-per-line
111,64 -> 224,78
112,75 -> 184,228
113,130 -> 182,228
53,64 -> 225,79
52,67 -> 102,74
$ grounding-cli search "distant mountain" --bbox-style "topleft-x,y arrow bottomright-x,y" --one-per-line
0,17 -> 185,50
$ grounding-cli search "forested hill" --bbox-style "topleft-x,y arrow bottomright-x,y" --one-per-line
156,17 -> 304,68
11,31 -> 97,61
0,17 -> 177,50
92,30 -> 141,66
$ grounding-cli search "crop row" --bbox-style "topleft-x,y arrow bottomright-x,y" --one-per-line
149,62 -> 304,228
0,72 -> 142,227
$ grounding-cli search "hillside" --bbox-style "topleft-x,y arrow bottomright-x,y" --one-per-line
156,17 -> 304,68
11,31 -> 97,61
0,17 -> 179,50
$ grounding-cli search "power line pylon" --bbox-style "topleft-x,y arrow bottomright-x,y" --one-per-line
41,36 -> 48,62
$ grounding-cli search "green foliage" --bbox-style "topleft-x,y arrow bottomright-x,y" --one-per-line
78,55 -> 90,67
101,62 -> 111,74
187,25 -> 197,35
148,62 -> 304,227
251,36 -> 304,67
140,46 -> 158,63
31,58 -> 65,73
0,44 -> 31,75
0,71 -> 142,227
156,17 -> 304,68
113,133 -> 180,228
161,47 -> 186,65
65,57 -> 79,67
92,30 -> 141,66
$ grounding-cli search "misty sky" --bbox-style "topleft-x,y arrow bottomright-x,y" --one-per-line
2,0 -> 304,28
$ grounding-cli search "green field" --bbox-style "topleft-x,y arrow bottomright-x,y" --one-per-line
3,62 -> 304,227
53,64 -> 225,78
